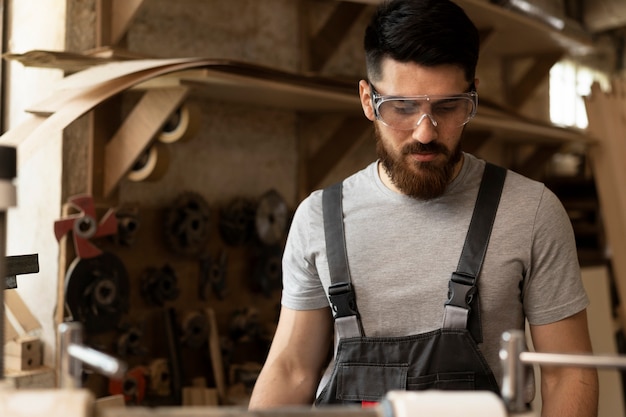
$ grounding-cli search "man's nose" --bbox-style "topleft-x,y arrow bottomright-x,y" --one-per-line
412,113 -> 438,143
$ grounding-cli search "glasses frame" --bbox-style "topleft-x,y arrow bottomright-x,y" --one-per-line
369,82 -> 479,130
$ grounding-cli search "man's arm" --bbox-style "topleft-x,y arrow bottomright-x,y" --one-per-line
529,309 -> 599,417
248,306 -> 333,409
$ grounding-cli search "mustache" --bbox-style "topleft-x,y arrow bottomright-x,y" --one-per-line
401,141 -> 449,156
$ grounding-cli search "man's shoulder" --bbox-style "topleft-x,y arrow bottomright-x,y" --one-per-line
464,153 -> 546,197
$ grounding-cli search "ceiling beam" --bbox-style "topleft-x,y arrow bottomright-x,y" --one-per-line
583,0 -> 626,33
97,0 -> 144,47
304,115 -> 371,194
515,143 -> 563,179
304,1 -> 368,73
463,129 -> 493,154
502,52 -> 563,110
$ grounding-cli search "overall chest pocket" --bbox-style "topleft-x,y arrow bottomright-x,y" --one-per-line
336,363 -> 408,402
407,371 -> 475,391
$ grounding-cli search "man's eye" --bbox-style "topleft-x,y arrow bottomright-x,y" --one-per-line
433,100 -> 463,113
391,101 -> 420,114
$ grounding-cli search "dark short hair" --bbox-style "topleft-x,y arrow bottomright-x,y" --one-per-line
364,0 -> 479,83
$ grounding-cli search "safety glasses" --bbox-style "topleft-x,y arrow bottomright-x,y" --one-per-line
370,82 -> 478,130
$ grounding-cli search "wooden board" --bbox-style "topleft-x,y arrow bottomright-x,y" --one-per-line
4,290 -> 41,333
0,388 -> 93,415
0,60 -> 211,161
1,54 -> 593,164
24,58 -> 209,116
2,367 -> 56,389
581,266 -> 626,417
104,86 -> 189,196
584,79 -> 626,327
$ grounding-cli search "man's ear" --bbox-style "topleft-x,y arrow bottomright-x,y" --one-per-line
359,80 -> 376,122
473,77 -> 480,90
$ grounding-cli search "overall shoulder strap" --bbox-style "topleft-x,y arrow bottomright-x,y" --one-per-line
322,182 -> 363,338
442,162 -> 507,342
323,182 -> 351,287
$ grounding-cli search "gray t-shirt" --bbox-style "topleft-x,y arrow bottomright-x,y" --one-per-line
281,152 -> 588,391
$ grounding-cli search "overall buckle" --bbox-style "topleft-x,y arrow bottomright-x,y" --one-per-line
328,282 -> 359,318
445,272 -> 476,310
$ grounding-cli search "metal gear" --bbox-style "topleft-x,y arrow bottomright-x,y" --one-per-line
64,252 -> 129,333
218,197 -> 255,246
140,264 -> 180,306
164,192 -> 211,256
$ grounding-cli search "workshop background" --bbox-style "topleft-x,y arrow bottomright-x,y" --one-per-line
1,0 -> 626,415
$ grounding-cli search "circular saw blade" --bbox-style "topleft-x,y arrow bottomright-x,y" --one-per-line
255,189 -> 289,246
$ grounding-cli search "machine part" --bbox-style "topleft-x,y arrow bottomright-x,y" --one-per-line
59,322 -> 127,389
108,365 -> 148,404
4,254 -> 39,289
179,310 -> 209,349
500,329 -> 626,413
148,358 -> 171,397
115,207 -> 141,247
229,308 -> 263,343
65,252 -> 130,333
164,308 -> 184,405
252,244 -> 283,297
5,275 -> 17,290
0,145 -> 16,380
54,194 -> 118,259
218,197 -> 255,246
157,102 -> 200,144
140,264 -> 180,306
117,326 -> 146,357
229,362 -> 263,393
127,142 -> 170,183
198,251 -> 228,300
255,189 -> 289,246
164,192 -> 211,256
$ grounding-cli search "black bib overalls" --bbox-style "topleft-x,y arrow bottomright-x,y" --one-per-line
315,163 -> 506,405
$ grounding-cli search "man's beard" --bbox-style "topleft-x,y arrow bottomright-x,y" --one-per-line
375,125 -> 463,200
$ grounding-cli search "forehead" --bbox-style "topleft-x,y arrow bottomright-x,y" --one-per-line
378,59 -> 468,96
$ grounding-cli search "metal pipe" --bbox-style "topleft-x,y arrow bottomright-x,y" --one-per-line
501,329 -> 626,414
499,330 -> 529,413
58,322 -> 83,388
58,321 -> 127,388
67,344 -> 126,379
520,351 -> 626,369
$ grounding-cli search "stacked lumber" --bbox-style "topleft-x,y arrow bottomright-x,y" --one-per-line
584,77 -> 626,327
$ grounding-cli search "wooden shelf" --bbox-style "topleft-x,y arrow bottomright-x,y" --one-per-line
174,67 -> 591,145
347,0 -> 594,57
457,0 -> 593,56
2,53 -> 592,150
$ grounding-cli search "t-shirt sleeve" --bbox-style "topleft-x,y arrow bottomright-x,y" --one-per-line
281,193 -> 331,310
523,186 -> 589,325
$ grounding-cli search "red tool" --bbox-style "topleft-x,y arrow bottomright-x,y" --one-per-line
109,366 -> 148,404
54,194 -> 117,259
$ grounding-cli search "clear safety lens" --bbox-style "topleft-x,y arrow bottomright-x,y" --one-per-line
373,91 -> 478,130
